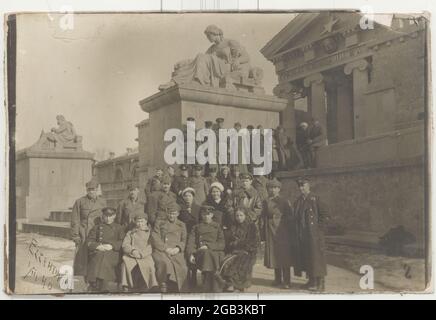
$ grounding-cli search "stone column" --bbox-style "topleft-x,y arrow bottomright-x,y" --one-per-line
273,82 -> 296,142
344,59 -> 370,138
304,73 -> 327,133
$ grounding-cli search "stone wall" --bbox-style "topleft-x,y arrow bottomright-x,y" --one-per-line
94,153 -> 141,207
16,155 -> 93,221
277,158 -> 425,245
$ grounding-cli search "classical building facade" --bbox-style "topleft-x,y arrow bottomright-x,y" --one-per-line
262,12 -> 426,246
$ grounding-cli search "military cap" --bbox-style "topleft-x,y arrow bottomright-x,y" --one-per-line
102,207 -> 117,216
134,212 -> 148,221
296,176 -> 310,186
181,187 -> 196,197
220,165 -> 230,172
127,183 -> 139,191
247,125 -> 254,130
209,181 -> 225,193
208,165 -> 218,173
161,174 -> 172,184
216,117 -> 224,123
240,172 -> 253,180
155,167 -> 164,173
86,180 -> 98,189
234,122 -> 242,127
167,202 -> 180,213
267,178 -> 282,189
205,121 -> 213,127
194,164 -> 203,171
200,205 -> 215,215
187,117 -> 195,121
179,164 -> 189,171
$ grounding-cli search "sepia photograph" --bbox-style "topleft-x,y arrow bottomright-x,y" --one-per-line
4,9 -> 430,296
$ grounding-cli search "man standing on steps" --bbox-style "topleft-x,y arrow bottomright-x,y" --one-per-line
71,180 -> 107,287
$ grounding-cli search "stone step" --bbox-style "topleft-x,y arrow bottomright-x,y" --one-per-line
326,230 -> 381,250
22,221 -> 71,239
47,210 -> 72,222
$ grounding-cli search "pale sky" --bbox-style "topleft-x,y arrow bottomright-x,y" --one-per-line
16,13 -> 294,157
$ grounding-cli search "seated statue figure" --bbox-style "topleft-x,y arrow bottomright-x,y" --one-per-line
159,25 -> 263,92
47,115 -> 76,144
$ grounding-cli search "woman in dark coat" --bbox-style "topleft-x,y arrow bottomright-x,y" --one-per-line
219,207 -> 259,292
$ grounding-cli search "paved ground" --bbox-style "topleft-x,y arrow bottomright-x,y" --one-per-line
12,232 -> 390,296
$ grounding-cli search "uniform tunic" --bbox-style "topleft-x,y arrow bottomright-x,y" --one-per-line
146,191 -> 177,226
293,192 -> 329,277
87,222 -> 125,283
121,227 -> 158,289
234,187 -> 263,223
189,176 -> 209,205
71,195 -> 107,277
171,175 -> 190,196
263,195 -> 293,268
116,198 -> 147,231
186,221 -> 225,272
151,219 -> 188,291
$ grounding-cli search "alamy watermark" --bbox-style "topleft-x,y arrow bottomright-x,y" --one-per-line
164,121 -> 273,175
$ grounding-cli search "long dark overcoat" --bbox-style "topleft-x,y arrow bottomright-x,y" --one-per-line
71,195 -> 107,277
293,192 -> 329,277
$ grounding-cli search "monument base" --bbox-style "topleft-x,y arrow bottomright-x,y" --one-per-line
16,149 -> 94,222
139,83 -> 288,169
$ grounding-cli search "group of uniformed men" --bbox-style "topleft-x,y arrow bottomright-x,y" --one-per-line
71,161 -> 329,293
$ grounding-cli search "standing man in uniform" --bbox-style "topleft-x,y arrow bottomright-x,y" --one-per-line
189,164 -> 209,205
71,180 -> 107,284
145,168 -> 164,199
116,183 -> 146,231
171,164 -> 190,198
293,177 -> 329,291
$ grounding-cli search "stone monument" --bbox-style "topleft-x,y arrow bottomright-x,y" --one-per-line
139,25 -> 288,172
16,115 -> 94,222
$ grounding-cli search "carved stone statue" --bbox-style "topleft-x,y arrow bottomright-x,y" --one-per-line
159,25 -> 264,93
31,115 -> 82,151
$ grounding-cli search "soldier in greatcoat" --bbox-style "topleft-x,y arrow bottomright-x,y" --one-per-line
186,206 -> 226,293
171,164 -> 190,198
151,203 -> 188,293
120,213 -> 158,292
293,177 -> 329,291
189,164 -> 209,205
116,183 -> 146,231
145,168 -> 164,199
71,180 -> 107,282
86,207 -> 125,292
263,178 -> 294,288
178,187 -> 201,288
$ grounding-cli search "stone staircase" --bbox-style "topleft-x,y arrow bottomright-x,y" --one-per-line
21,209 -> 72,239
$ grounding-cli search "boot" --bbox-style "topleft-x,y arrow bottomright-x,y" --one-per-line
159,282 -> 167,293
282,268 -> 291,289
305,277 -> 317,290
317,277 -> 325,292
272,268 -> 283,286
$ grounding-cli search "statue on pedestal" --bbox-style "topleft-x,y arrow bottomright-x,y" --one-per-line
159,25 -> 263,92
31,115 -> 83,151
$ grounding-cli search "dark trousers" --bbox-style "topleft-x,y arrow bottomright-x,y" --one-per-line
274,268 -> 291,284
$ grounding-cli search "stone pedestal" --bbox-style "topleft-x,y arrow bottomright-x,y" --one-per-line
139,83 -> 288,169
16,140 -> 94,222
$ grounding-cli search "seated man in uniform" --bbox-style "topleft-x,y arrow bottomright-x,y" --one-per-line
120,213 -> 158,292
186,206 -> 226,293
151,203 -> 188,293
86,207 -> 125,292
